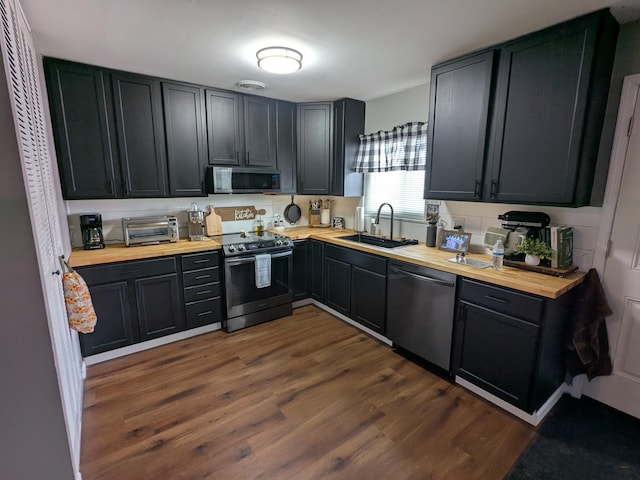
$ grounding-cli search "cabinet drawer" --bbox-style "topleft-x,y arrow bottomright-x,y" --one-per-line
183,266 -> 220,287
324,244 -> 386,275
185,297 -> 222,328
78,257 -> 176,285
184,282 -> 221,303
181,251 -> 219,271
459,278 -> 543,324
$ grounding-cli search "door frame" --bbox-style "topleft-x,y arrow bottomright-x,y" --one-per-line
593,74 -> 640,274
567,74 -> 640,400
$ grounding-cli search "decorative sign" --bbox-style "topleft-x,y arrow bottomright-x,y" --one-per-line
213,206 -> 267,222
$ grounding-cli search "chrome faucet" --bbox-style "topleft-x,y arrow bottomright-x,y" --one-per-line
375,203 -> 394,240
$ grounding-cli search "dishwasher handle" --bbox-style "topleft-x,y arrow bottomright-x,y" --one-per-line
391,267 -> 455,288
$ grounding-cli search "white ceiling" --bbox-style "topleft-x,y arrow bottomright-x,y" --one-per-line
18,0 -> 640,102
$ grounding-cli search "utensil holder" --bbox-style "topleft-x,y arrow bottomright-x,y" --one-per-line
309,208 -> 321,226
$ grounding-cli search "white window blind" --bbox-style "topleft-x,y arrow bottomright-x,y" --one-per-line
363,170 -> 426,221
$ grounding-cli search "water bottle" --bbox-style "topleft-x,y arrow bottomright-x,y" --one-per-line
492,240 -> 504,271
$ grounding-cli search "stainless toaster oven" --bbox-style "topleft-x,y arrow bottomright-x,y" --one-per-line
122,216 -> 179,246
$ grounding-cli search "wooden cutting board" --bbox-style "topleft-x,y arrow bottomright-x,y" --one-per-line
205,205 -> 223,236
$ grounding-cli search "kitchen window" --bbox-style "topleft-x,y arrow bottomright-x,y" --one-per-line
356,122 -> 428,221
363,170 -> 426,221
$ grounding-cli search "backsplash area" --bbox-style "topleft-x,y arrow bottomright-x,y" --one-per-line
372,201 -> 603,272
66,195 -> 360,247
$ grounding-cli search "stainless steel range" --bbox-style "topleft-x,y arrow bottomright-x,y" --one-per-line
215,231 -> 293,332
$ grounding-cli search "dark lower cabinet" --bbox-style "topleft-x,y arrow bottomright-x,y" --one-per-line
162,82 -> 207,196
77,257 -> 185,356
135,273 -> 185,340
180,251 -> 223,328
324,257 -> 351,316
292,240 -> 309,301
310,240 -> 324,301
81,281 -> 134,355
351,265 -> 386,333
453,278 -> 571,412
324,244 -> 387,334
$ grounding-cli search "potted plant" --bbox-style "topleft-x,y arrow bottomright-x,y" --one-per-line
515,237 -> 554,266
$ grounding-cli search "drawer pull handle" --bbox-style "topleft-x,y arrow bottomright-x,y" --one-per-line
195,275 -> 211,280
484,294 -> 508,304
193,259 -> 210,264
198,310 -> 214,316
196,290 -> 212,296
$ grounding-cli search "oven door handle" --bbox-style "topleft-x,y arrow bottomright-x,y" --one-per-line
225,249 -> 292,266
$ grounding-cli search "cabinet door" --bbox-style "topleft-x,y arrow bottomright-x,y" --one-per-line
244,96 -> 276,167
488,15 -> 608,205
454,302 -> 539,410
351,266 -> 385,334
276,100 -> 297,193
310,240 -> 324,301
297,103 -> 332,194
425,51 -> 494,201
331,98 -> 364,197
206,89 -> 241,165
111,73 -> 167,197
44,59 -> 119,199
135,273 -> 185,341
163,82 -> 207,196
79,281 -> 134,356
292,240 -> 309,301
324,257 -> 351,316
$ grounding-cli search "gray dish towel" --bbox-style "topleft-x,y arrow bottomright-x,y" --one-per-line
255,254 -> 271,288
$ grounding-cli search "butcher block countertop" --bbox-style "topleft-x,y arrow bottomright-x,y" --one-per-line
68,238 -> 222,268
281,226 -> 585,299
68,226 -> 585,299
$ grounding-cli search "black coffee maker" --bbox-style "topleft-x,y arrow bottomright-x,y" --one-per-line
80,214 -> 105,250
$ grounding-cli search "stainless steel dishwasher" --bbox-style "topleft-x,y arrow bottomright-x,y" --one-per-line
387,260 -> 457,371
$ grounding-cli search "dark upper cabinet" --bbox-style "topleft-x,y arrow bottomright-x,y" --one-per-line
111,73 -> 167,197
297,99 -> 365,196
297,102 -> 333,195
488,13 -> 618,205
331,98 -> 365,197
243,96 -> 276,167
276,100 -> 297,194
205,89 -> 241,165
425,10 -> 618,207
44,59 -> 120,199
425,51 -> 495,201
162,82 -> 207,196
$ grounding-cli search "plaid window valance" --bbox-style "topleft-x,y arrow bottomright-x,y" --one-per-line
355,122 -> 428,172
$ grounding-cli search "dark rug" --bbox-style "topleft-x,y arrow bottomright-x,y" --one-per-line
505,395 -> 640,479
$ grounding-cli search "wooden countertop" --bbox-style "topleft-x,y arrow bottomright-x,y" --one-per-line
69,226 -> 585,298
280,226 -> 585,299
68,238 -> 222,268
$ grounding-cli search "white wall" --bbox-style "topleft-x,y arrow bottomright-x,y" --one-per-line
365,83 -> 429,132
66,195 -> 360,246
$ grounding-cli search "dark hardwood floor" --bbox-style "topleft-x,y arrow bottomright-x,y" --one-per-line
80,305 -> 535,479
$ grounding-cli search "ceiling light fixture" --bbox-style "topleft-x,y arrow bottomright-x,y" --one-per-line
256,46 -> 303,74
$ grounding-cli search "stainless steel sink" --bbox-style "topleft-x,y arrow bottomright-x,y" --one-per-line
339,233 -> 419,249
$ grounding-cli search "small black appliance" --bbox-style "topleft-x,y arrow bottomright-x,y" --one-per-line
80,213 -> 105,250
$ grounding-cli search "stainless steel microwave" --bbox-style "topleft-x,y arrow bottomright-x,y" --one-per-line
206,166 -> 281,194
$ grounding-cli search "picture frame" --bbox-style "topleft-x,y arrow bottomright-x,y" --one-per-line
438,230 -> 472,253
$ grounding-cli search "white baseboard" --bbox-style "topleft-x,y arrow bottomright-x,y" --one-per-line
83,322 -> 221,365
455,376 -> 566,426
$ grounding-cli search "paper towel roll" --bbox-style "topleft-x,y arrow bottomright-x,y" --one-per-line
354,206 -> 365,232
321,209 -> 331,225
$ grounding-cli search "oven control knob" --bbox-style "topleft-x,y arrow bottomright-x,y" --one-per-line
275,239 -> 282,246
282,239 -> 290,246
228,245 -> 236,253
237,244 -> 246,251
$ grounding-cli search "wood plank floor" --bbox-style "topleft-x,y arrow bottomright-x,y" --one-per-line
80,305 -> 535,479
